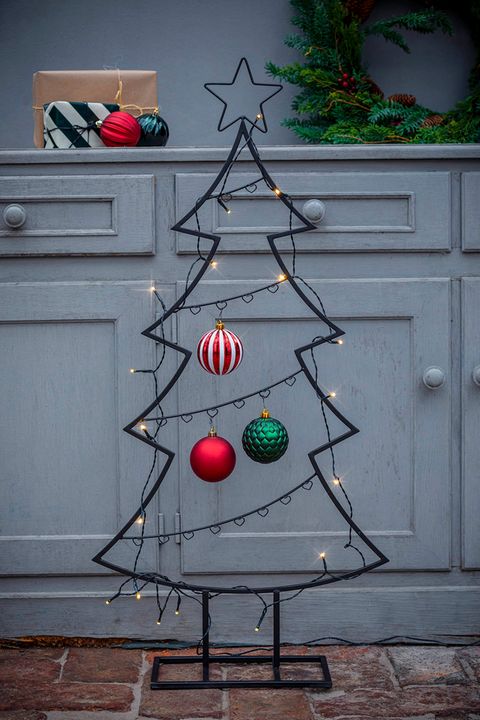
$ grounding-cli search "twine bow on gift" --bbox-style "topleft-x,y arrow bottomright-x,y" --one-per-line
114,70 -> 159,117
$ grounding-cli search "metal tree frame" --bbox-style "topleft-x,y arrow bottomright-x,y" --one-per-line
93,60 -> 389,690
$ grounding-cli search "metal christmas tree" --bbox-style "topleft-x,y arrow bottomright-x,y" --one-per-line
93,58 -> 388,690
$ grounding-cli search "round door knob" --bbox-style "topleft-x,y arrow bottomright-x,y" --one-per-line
3,203 -> 26,228
472,365 -> 480,387
302,199 -> 326,223
423,366 -> 446,389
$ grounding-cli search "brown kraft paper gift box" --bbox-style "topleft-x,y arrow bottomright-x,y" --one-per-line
32,69 -> 158,148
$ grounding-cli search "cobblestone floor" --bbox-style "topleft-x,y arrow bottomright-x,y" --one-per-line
0,645 -> 479,719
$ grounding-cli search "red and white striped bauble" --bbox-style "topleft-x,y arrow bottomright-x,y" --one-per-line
197,320 -> 243,375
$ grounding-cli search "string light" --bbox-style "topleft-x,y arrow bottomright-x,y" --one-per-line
333,478 -> 340,486
150,286 -> 156,293
129,368 -> 136,374
135,591 -> 141,600
218,197 -> 231,214
136,516 -> 144,525
277,273 -> 287,282
319,552 -> 326,559
254,606 -> 268,633
210,260 -> 218,269
256,113 -> 263,120
336,339 -> 344,345
139,422 -> 148,432
273,187 -> 282,196
329,391 -> 336,398
105,600 -> 110,605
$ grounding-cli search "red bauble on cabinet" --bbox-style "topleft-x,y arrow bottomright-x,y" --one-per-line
190,428 -> 236,482
98,111 -> 141,147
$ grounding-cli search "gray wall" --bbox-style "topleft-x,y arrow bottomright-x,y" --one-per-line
0,0 -> 475,148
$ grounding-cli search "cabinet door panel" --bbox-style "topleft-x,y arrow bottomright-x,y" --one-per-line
176,172 -> 451,253
462,278 -> 480,567
0,282 -> 155,574
176,279 -> 450,577
462,174 -> 480,251
0,175 -> 156,256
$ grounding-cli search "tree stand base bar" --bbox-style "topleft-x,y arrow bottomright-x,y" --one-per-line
150,591 -> 332,690
150,653 -> 332,690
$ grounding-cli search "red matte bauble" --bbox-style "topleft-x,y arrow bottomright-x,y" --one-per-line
99,111 -> 141,147
190,434 -> 236,482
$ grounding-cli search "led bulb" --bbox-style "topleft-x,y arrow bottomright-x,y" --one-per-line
210,261 -> 218,269
105,600 -> 110,605
136,591 -> 141,600
156,619 -> 161,625
337,339 -> 344,345
175,610 -> 180,616
256,113 -> 263,120
254,626 -> 260,632
139,423 -> 148,432
319,552 -> 326,559
150,286 -> 156,292
130,368 -> 136,374
277,274 -> 287,282
274,188 -> 281,196
136,516 -> 144,525
333,478 -> 340,486
329,392 -> 336,399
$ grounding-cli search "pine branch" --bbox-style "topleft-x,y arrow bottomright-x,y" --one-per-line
367,27 -> 410,52
284,33 -> 310,54
365,10 -> 452,53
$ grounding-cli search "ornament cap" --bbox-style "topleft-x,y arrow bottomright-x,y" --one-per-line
261,408 -> 270,419
215,319 -> 225,330
208,426 -> 217,437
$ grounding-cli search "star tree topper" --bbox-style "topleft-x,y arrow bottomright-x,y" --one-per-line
204,57 -> 282,134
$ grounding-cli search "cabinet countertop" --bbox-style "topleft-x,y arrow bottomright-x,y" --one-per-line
1,144 -> 480,164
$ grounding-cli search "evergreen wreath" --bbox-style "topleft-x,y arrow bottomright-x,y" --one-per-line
267,0 -> 480,143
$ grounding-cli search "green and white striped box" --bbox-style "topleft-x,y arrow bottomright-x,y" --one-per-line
43,101 -> 119,148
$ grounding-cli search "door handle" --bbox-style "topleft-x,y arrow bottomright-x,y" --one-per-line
302,199 -> 326,223
472,365 -> 480,387
423,366 -> 446,389
3,203 -> 27,229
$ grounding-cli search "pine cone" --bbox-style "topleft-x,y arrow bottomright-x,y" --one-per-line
388,94 -> 417,107
421,114 -> 444,128
365,76 -> 384,98
345,0 -> 376,22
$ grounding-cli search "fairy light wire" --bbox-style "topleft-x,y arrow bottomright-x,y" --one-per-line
106,119 -> 377,640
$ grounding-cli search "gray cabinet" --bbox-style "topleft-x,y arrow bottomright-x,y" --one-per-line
0,146 -> 479,642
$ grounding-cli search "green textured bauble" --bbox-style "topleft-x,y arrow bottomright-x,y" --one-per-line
242,412 -> 289,464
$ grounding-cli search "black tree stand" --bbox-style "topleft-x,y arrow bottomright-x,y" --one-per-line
150,591 -> 332,689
